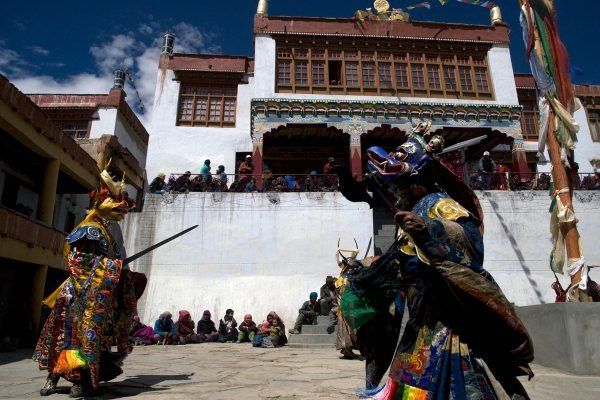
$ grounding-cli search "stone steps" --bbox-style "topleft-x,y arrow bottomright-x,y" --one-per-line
287,315 -> 336,347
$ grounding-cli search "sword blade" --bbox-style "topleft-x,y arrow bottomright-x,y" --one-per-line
123,225 -> 199,265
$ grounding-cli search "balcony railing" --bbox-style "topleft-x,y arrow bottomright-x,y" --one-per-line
156,173 -> 339,193
152,172 -> 599,194
467,172 -> 600,191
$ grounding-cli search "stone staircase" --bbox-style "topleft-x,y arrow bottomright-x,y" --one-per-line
288,316 -> 336,348
373,208 -> 396,255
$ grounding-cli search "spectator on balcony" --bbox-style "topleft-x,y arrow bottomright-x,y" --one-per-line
217,309 -> 238,343
497,163 -> 510,190
200,159 -> 212,184
478,151 -> 497,190
173,171 -> 192,193
149,173 -> 166,194
196,310 -> 219,342
319,276 -> 337,316
284,175 -> 299,191
243,177 -> 258,192
289,292 -> 320,334
323,157 -> 336,174
213,165 -> 228,191
536,173 -> 551,190
237,314 -> 257,343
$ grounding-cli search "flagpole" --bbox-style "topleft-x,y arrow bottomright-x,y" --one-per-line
517,0 -> 587,301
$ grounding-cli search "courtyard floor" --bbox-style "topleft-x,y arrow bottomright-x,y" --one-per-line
1,344 -> 600,399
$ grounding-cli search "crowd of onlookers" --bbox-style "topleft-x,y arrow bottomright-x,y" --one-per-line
148,156 -> 339,194
442,151 -> 600,191
148,153 -> 599,195
130,309 -> 288,348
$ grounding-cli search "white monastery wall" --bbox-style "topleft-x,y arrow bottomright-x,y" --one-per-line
146,69 -> 253,181
114,113 -> 148,167
487,45 -> 519,105
478,190 -> 600,305
89,108 -> 117,139
537,107 -> 600,174
121,191 -> 600,328
121,192 -> 374,328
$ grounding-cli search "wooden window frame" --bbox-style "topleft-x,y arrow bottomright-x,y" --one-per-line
274,40 -> 494,100
177,83 -> 237,127
60,120 -> 91,139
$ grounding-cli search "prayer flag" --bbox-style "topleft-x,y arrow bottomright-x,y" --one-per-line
407,2 -> 432,10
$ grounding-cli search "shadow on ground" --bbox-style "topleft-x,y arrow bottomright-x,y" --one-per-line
0,348 -> 32,366
101,374 -> 194,398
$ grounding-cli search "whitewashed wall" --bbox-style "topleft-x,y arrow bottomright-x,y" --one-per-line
146,69 -> 254,181
538,107 -> 600,174
479,190 -> 600,305
121,192 -> 374,328
121,190 -> 600,328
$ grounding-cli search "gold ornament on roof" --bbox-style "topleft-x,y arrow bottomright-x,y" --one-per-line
374,0 -> 390,13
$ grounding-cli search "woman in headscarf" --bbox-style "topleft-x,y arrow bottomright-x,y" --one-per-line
237,314 -> 258,343
252,312 -> 287,348
174,310 -> 201,344
153,312 -> 174,345
196,310 -> 219,342
217,309 -> 238,343
129,316 -> 156,346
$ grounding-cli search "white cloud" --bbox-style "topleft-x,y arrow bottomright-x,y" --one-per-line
28,46 -> 50,56
4,22 -> 220,126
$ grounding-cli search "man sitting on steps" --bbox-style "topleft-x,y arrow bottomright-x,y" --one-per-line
289,292 -> 321,334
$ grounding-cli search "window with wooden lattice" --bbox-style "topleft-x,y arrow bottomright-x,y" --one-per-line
177,84 -> 237,127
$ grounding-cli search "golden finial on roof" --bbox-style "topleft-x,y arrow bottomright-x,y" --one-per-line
374,0 -> 390,14
490,5 -> 503,26
257,0 -> 268,16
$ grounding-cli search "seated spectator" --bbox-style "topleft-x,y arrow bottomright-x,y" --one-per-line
237,314 -> 257,343
130,316 -> 156,345
173,171 -> 192,193
214,165 -> 228,191
284,175 -> 299,191
149,173 -> 166,194
253,312 -> 287,348
190,175 -> 204,192
239,155 -> 253,176
323,157 -> 336,174
319,276 -> 337,316
217,309 -> 238,343
289,292 -> 320,334
196,310 -> 219,342
244,177 -> 258,192
174,310 -> 202,344
154,311 -> 174,345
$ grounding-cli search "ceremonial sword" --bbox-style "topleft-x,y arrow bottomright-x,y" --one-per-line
42,225 -> 199,308
122,224 -> 198,265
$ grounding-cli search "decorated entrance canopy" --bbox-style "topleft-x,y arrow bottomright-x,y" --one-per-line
251,98 -> 523,141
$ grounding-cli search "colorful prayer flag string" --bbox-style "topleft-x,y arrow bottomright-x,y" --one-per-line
125,70 -> 146,115
454,0 -> 496,9
407,2 -> 432,10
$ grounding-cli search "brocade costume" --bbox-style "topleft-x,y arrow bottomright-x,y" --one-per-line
335,126 -> 534,400
33,166 -> 146,396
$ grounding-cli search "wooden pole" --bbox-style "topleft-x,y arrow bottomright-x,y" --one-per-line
518,0 -> 586,300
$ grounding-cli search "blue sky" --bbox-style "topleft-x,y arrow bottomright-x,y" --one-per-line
0,0 -> 597,117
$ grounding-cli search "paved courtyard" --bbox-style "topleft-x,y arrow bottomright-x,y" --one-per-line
1,344 -> 600,399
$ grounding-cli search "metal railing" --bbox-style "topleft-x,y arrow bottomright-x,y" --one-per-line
154,173 -> 340,193
150,172 -> 599,194
466,172 -> 600,191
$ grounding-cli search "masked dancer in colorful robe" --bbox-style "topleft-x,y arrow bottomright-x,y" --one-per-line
333,122 -> 534,399
33,164 -> 147,398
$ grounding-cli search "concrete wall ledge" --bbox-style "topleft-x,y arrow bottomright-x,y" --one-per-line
516,303 -> 600,375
